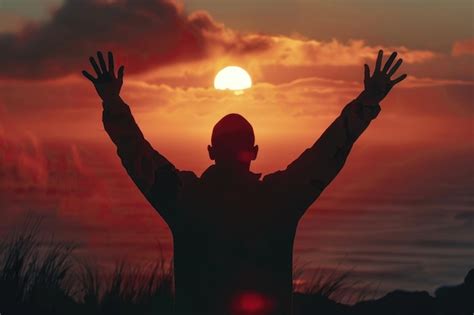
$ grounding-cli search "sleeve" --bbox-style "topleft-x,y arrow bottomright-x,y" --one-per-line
262,94 -> 381,220
102,96 -> 193,228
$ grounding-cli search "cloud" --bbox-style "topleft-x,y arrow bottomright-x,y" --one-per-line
249,37 -> 437,67
452,38 -> 474,56
130,37 -> 438,89
0,12 -> 29,33
396,76 -> 474,89
0,0 -> 271,80
0,101 -> 108,222
0,129 -> 49,190
0,0 -> 438,81
0,101 -> 173,261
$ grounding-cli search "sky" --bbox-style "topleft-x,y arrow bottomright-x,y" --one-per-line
0,0 -> 473,296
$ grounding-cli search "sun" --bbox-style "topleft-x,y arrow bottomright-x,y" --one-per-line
214,66 -> 252,94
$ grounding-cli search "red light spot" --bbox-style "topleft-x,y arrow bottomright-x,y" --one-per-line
240,293 -> 265,312
232,291 -> 274,315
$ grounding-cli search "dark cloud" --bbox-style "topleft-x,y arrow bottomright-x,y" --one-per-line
0,0 -> 272,80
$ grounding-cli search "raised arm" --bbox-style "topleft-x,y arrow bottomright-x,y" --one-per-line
82,51 -> 189,228
263,50 -> 407,220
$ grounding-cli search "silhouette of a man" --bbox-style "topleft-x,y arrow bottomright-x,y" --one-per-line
83,50 -> 406,315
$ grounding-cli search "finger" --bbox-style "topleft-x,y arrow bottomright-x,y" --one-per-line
108,51 -> 115,77
375,49 -> 383,73
382,51 -> 397,73
391,73 -> 407,85
97,51 -> 108,73
388,58 -> 403,77
364,64 -> 370,81
118,65 -> 124,81
82,70 -> 96,82
89,57 -> 101,76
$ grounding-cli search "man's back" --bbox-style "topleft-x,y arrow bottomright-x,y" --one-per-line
172,164 -> 298,314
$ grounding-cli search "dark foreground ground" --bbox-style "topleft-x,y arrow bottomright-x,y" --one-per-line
1,269 -> 472,315
295,268 -> 473,315
0,219 -> 472,315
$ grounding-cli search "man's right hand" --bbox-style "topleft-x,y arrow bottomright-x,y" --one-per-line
82,51 -> 124,103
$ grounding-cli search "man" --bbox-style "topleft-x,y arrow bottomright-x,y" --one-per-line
82,50 -> 406,315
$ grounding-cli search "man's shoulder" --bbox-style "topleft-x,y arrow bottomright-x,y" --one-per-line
178,170 -> 199,184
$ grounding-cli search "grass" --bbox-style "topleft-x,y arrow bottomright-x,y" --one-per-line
0,217 -> 364,315
296,266 -> 375,305
0,217 -> 77,314
0,217 -> 176,315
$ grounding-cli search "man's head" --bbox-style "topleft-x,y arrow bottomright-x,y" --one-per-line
208,113 -> 258,169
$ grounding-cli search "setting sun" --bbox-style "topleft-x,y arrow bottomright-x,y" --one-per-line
214,66 -> 252,94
